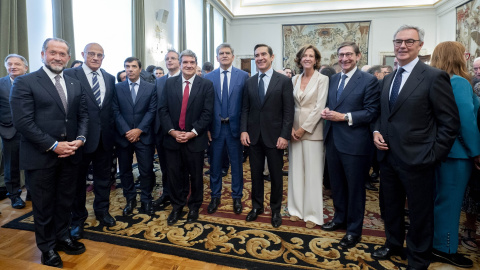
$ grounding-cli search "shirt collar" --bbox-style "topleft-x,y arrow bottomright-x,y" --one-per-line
341,66 -> 357,78
398,57 -> 419,74
82,64 -> 101,76
127,78 -> 140,85
168,70 -> 181,78
221,66 -> 233,73
182,74 -> 196,84
42,66 -> 64,80
259,67 -> 273,77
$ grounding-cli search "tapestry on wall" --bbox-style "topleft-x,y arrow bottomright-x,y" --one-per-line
283,21 -> 371,73
456,0 -> 480,72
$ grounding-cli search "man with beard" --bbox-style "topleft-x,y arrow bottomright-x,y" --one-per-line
10,37 -> 89,267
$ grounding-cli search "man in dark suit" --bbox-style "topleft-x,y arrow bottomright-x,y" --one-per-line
0,54 -> 28,209
63,43 -> 117,240
373,25 -> 460,270
10,37 -> 89,267
113,57 -> 157,216
152,49 -> 181,209
320,41 -> 380,248
205,43 -> 249,214
240,44 -> 294,228
159,49 -> 214,225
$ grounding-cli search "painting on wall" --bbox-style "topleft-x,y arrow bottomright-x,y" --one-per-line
456,0 -> 480,72
283,21 -> 371,73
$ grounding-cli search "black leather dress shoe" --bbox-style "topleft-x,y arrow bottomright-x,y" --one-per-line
271,212 -> 282,228
321,221 -> 346,231
140,201 -> 155,215
365,182 -> 378,191
95,211 -> 116,227
70,225 -> 84,240
41,250 -> 63,268
339,234 -> 361,248
370,172 -> 379,182
11,196 -> 26,209
221,169 -> 228,177
372,246 -> 405,260
167,209 -> 182,226
186,209 -> 199,223
263,174 -> 271,181
233,198 -> 242,214
123,199 -> 137,216
431,248 -> 473,268
204,169 -> 210,175
56,238 -> 86,255
207,198 -> 221,214
153,195 -> 171,208
246,208 -> 264,221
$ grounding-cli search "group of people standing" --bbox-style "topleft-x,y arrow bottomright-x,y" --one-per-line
1,23 -> 479,270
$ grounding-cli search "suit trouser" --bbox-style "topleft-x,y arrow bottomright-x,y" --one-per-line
71,140 -> 113,227
27,159 -> 80,252
249,135 -> 284,213
210,123 -> 243,199
434,158 -> 472,253
1,133 -> 21,196
165,145 -> 204,212
116,142 -> 155,204
380,152 -> 434,270
155,133 -> 169,196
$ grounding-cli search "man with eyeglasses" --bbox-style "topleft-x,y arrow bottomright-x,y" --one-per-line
64,43 -> 117,240
473,57 -> 480,82
321,41 -> 380,249
373,25 -> 460,270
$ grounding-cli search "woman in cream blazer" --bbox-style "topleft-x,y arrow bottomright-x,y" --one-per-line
288,44 -> 329,228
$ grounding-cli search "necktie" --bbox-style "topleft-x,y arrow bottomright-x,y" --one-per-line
130,82 -> 137,104
258,73 -> 266,103
92,71 -> 101,106
389,68 -> 405,110
54,75 -> 68,112
336,74 -> 348,101
221,70 -> 229,118
179,81 -> 190,130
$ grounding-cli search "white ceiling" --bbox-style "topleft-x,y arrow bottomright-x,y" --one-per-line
218,0 -> 443,17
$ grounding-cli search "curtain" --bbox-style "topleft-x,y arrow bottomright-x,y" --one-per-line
52,0 -> 76,67
0,0 -> 29,77
223,17 -> 226,43
202,0 -> 208,63
178,0 -> 186,52
209,4 -> 214,63
132,0 -> 145,65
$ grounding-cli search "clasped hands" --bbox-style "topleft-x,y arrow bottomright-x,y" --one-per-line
54,140 -> 84,158
125,128 -> 142,143
291,127 -> 305,141
170,130 -> 196,143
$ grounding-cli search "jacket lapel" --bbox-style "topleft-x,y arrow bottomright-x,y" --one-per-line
76,68 -> 99,108
187,76 -> 201,109
251,73 -> 261,107
335,69 -> 359,108
37,68 -> 66,115
213,69 -> 221,101
100,69 -> 112,109
263,71 -> 279,106
328,73 -> 341,109
175,76 -> 183,104
389,61 -> 425,117
135,81 -> 147,105
229,68 -> 238,97
64,75 -> 76,114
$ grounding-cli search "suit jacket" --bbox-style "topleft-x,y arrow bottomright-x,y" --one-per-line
240,70 -> 294,148
0,75 -> 17,139
324,69 -> 380,155
63,67 -> 116,153
154,74 -> 172,134
113,80 -> 157,147
10,68 -> 88,170
292,71 -> 329,141
376,61 -> 460,167
205,67 -> 249,139
159,75 -> 214,152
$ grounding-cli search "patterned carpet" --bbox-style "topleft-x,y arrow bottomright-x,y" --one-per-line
3,157 -> 480,269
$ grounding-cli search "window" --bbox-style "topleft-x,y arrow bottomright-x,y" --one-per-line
185,0 -> 203,64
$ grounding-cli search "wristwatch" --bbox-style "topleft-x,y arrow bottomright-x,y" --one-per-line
344,113 -> 349,121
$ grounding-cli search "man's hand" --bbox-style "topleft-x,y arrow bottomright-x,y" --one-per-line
126,128 -> 142,143
373,132 -> 389,151
72,139 -> 84,148
322,107 -> 346,122
276,137 -> 288,149
241,132 -> 250,146
207,131 -> 212,145
54,141 -> 77,158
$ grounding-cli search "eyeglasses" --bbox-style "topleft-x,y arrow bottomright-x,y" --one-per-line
86,52 -> 104,58
338,52 -> 355,59
465,52 -> 471,61
393,39 -> 420,47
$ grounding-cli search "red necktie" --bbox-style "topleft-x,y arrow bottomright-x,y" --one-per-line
179,81 -> 190,130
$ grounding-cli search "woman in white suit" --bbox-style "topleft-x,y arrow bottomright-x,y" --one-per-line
288,44 -> 329,228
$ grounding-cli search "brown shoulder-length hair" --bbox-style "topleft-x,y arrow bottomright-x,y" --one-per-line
430,41 -> 471,82
294,44 -> 321,70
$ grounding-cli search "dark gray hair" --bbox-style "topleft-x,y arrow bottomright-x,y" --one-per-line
367,65 -> 382,75
393,25 -> 425,42
180,49 -> 197,63
216,43 -> 234,56
42,37 -> 71,55
4,54 -> 28,67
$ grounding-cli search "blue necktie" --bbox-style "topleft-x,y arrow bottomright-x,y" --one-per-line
221,70 -> 229,118
389,68 -> 405,110
130,82 -> 137,104
92,71 -> 101,106
258,73 -> 266,103
336,74 -> 348,101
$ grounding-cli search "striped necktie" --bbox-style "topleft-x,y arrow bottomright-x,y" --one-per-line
92,71 -> 101,106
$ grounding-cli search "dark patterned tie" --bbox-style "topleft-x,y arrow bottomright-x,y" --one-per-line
258,73 -> 266,103
336,74 -> 348,101
179,81 -> 190,130
221,70 -> 229,118
130,82 -> 137,104
389,68 -> 405,110
54,75 -> 68,112
92,71 -> 101,106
